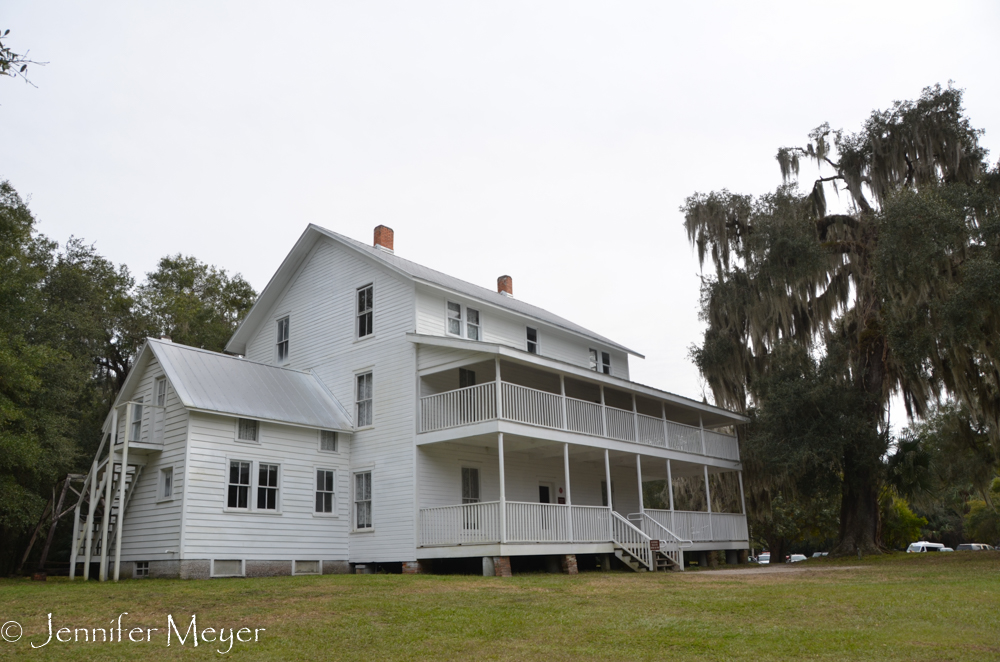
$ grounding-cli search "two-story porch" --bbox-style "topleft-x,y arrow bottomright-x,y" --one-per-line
411,335 -> 750,571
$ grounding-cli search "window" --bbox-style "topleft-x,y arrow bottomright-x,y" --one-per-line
354,471 -> 372,529
129,402 -> 143,442
276,316 -> 290,362
155,377 -> 167,407
526,327 -> 538,354
257,463 -> 279,510
601,480 -> 616,508
601,352 -> 611,375
227,461 -> 251,509
134,561 -> 149,578
459,368 -> 476,388
316,469 -> 335,513
319,430 -> 338,452
447,301 -> 462,335
589,349 -> 599,371
161,467 -> 173,499
461,467 -> 480,504
466,308 -> 480,340
237,418 -> 259,442
357,284 -> 373,338
356,372 -> 373,427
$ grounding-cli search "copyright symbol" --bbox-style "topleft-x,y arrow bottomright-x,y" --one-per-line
1,621 -> 21,643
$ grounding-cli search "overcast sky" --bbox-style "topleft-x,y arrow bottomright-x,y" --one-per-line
4,1 -> 999,419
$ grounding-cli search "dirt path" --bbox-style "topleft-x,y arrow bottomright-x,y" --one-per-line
690,564 -> 864,576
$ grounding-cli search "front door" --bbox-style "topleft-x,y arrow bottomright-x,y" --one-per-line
539,482 -> 555,530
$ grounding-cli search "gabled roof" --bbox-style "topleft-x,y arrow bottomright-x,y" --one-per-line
225,224 -> 642,357
115,339 -> 353,432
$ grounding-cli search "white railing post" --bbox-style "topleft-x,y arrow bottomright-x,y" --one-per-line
495,358 -> 503,421
563,443 -> 573,542
99,408 -> 118,581
703,465 -> 713,542
498,432 -> 506,544
738,470 -> 747,515
559,375 -> 568,430
666,459 -> 675,531
635,454 -> 644,515
699,414 -> 706,455
604,448 -> 613,511
113,404 -> 132,582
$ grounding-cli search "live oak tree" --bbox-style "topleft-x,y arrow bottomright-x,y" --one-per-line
683,85 -> 999,555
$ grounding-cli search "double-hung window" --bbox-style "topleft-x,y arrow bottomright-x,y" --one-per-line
276,316 -> 290,362
356,372 -> 373,427
354,471 -> 372,529
161,467 -> 173,499
257,463 -> 279,510
466,308 -> 480,340
129,402 -> 143,442
461,467 -> 480,504
155,377 -> 167,407
228,461 -> 251,509
319,430 -> 338,452
589,349 -> 599,371
447,302 -> 462,336
526,327 -> 538,354
601,352 -> 611,375
316,469 -> 335,514
357,285 -> 373,338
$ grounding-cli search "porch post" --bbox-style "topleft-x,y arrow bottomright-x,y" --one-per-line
666,459 -> 674,531
99,408 -> 118,581
699,414 -> 707,455
559,374 -> 568,430
704,464 -> 713,542
635,454 -> 644,515
603,449 -> 613,511
738,470 -> 747,515
498,432 -> 507,544
113,404 -> 132,581
563,443 -> 573,542
599,385 -> 607,437
494,358 -> 502,420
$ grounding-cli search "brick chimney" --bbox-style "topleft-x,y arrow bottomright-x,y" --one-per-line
373,225 -> 394,253
497,275 -> 513,297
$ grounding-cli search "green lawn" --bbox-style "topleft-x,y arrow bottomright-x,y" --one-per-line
1,553 -> 998,661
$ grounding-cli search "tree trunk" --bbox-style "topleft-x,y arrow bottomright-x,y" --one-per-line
766,537 -> 788,566
831,444 -> 882,556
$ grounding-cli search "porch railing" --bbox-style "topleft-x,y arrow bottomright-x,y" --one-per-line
419,381 -> 739,460
418,503 -> 748,548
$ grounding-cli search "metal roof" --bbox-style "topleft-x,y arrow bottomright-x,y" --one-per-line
312,225 -> 642,356
148,339 -> 352,431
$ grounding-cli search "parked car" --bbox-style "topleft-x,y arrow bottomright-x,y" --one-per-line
956,543 -> 995,551
789,554 -> 807,563
941,547 -> 954,552
811,552 -> 829,558
758,552 -> 770,564
906,541 -> 945,553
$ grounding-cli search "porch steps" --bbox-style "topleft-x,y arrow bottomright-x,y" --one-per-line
614,547 -> 648,572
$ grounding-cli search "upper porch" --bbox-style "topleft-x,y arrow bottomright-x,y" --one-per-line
412,334 -> 745,465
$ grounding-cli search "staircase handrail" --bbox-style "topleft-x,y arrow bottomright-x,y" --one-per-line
628,512 -> 694,548
610,511 -> 653,570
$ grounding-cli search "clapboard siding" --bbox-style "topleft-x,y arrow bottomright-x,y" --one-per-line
417,443 -> 640,517
120,357 -> 188,561
240,237 -> 419,562
415,286 -> 631,380
181,412 -> 350,559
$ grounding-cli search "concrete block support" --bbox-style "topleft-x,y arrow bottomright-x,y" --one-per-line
561,554 -> 579,575
600,554 -> 611,572
482,556 -> 495,577
493,556 -> 512,577
698,551 -> 709,568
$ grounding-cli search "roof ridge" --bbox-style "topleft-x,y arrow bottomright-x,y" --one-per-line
147,338 -> 314,375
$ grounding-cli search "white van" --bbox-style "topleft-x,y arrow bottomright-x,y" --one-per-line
906,541 -> 945,553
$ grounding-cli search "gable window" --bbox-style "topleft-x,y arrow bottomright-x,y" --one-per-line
276,316 -> 290,363
466,308 -> 480,340
589,349 -> 599,371
526,327 -> 538,354
357,284 -> 374,338
161,467 -> 173,499
155,377 -> 167,407
257,463 -> 279,510
459,368 -> 476,389
316,469 -> 335,513
237,418 -> 259,442
227,461 -> 251,509
446,301 -> 462,336
320,430 -> 338,452
461,467 -> 480,504
354,471 -> 372,529
129,402 -> 143,442
356,372 -> 373,427
601,352 -> 611,375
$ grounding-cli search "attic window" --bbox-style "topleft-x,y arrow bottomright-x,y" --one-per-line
601,352 -> 611,375
237,418 -> 259,442
276,316 -> 290,363
357,285 -> 374,338
320,430 -> 338,452
526,327 -> 538,354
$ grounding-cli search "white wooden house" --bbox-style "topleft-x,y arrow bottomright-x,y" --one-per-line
69,224 -> 749,579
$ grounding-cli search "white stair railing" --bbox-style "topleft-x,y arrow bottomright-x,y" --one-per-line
610,511 -> 653,570
629,513 -> 692,571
